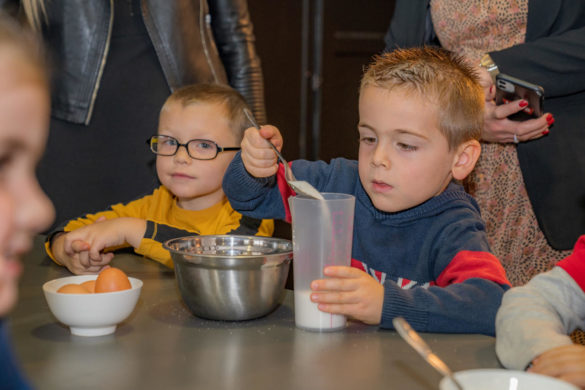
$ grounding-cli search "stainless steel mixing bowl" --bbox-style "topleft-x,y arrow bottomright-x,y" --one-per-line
164,235 -> 293,321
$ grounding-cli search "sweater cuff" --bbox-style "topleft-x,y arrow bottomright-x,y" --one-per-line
380,283 -> 428,330
44,230 -> 65,266
227,153 -> 276,195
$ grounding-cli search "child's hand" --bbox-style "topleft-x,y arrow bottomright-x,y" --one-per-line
63,217 -> 146,257
529,344 -> 585,389
310,266 -> 383,325
241,125 -> 284,178
52,218 -> 146,274
52,233 -> 113,274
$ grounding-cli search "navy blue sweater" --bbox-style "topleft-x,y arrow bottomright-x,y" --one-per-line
0,320 -> 32,390
223,154 -> 510,335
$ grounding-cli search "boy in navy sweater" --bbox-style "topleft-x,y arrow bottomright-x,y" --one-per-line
223,47 -> 510,335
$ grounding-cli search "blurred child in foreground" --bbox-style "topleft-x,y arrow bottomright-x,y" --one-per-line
46,84 -> 272,275
496,235 -> 585,389
223,47 -> 510,334
0,13 -> 55,389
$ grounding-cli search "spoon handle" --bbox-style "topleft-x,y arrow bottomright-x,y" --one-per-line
243,107 -> 261,130
393,317 -> 464,390
243,108 -> 287,164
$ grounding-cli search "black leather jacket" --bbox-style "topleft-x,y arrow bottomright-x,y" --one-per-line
1,0 -> 266,124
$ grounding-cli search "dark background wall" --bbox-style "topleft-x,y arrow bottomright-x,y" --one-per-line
247,0 -> 395,162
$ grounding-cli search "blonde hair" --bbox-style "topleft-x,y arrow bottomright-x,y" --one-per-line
361,47 -> 484,150
0,11 -> 47,87
163,83 -> 250,141
21,0 -> 47,31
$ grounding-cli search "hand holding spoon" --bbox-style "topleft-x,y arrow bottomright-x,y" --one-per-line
243,108 -> 324,200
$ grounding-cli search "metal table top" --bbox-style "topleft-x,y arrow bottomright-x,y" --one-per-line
8,236 -> 501,390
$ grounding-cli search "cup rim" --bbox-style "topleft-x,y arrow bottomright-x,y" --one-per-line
290,192 -> 355,202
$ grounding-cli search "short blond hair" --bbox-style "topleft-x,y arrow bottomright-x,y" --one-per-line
361,47 -> 484,150
163,83 -> 250,141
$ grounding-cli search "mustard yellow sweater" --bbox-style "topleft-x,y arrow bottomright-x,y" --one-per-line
46,186 -> 274,267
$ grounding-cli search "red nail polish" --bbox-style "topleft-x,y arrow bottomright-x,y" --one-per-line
542,130 -> 550,135
547,118 -> 555,126
519,100 -> 528,108
547,114 -> 553,122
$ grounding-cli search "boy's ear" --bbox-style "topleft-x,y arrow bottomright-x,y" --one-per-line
451,139 -> 481,181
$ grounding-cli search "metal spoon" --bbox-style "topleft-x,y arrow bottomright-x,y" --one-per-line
393,317 -> 465,390
243,108 -> 324,200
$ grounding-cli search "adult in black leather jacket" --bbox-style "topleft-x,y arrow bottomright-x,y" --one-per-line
1,0 -> 266,229
1,0 -> 266,124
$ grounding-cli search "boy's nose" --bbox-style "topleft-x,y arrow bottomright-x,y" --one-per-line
173,145 -> 191,162
371,145 -> 390,168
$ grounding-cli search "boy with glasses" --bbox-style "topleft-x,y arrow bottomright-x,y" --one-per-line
46,84 -> 273,274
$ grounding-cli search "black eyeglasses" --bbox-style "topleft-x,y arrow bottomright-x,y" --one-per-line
147,135 -> 241,160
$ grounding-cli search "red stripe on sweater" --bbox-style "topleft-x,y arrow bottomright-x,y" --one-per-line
351,258 -> 365,271
436,251 -> 510,287
276,163 -> 297,223
557,235 -> 585,292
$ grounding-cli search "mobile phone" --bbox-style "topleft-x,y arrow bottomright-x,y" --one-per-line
495,73 -> 544,121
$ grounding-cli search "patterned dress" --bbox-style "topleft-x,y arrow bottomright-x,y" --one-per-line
431,0 -> 570,286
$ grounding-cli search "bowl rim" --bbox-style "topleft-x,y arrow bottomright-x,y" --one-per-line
163,234 -> 293,258
42,275 -> 143,295
440,368 -> 579,389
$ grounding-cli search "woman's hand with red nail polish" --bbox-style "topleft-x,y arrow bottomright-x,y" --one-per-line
483,97 -> 551,143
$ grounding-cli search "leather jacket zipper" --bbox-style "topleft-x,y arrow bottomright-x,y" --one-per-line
200,0 -> 220,83
85,0 -> 114,125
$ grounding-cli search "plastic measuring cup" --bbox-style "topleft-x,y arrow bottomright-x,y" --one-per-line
289,193 -> 355,331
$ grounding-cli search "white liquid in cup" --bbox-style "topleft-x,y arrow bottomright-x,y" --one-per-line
294,290 -> 346,331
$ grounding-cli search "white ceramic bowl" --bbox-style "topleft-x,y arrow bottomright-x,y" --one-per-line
42,275 -> 143,337
439,369 -> 578,390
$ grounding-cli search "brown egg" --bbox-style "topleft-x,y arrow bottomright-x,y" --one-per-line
57,283 -> 91,294
95,267 -> 131,293
80,280 -> 96,293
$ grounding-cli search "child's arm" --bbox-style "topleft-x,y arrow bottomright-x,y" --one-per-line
223,125 -> 292,220
496,265 -> 585,370
313,263 -> 508,334
46,190 -> 163,272
225,130 -> 359,222
51,217 -> 147,274
313,202 -> 511,335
